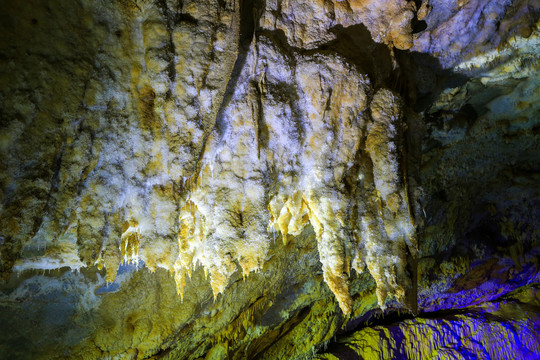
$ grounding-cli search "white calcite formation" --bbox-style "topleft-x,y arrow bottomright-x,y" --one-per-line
0,0 -> 421,315
157,46 -> 418,314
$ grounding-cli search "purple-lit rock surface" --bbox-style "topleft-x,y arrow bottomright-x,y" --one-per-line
0,0 -> 539,359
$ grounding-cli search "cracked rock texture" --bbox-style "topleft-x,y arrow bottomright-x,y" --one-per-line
0,0 -> 539,359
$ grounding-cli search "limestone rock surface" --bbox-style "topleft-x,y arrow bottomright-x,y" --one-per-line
0,0 -> 539,359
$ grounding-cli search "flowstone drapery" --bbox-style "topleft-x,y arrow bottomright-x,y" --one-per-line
1,0 -> 421,316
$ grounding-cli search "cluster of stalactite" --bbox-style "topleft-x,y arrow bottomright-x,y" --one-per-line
1,0 -> 423,314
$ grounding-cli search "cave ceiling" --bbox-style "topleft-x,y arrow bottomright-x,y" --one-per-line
0,0 -> 539,359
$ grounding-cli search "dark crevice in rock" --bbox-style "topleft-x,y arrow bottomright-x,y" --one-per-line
252,74 -> 268,157
408,52 -> 470,112
190,0 -> 263,184
412,19 -> 427,33
214,0 -> 265,137
155,0 -> 178,99
174,12 -> 198,26
250,305 -> 312,359
34,130 -> 66,236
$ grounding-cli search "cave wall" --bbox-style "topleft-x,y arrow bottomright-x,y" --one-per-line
0,0 -> 539,359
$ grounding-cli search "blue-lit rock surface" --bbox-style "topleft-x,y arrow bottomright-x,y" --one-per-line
0,0 -> 539,359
